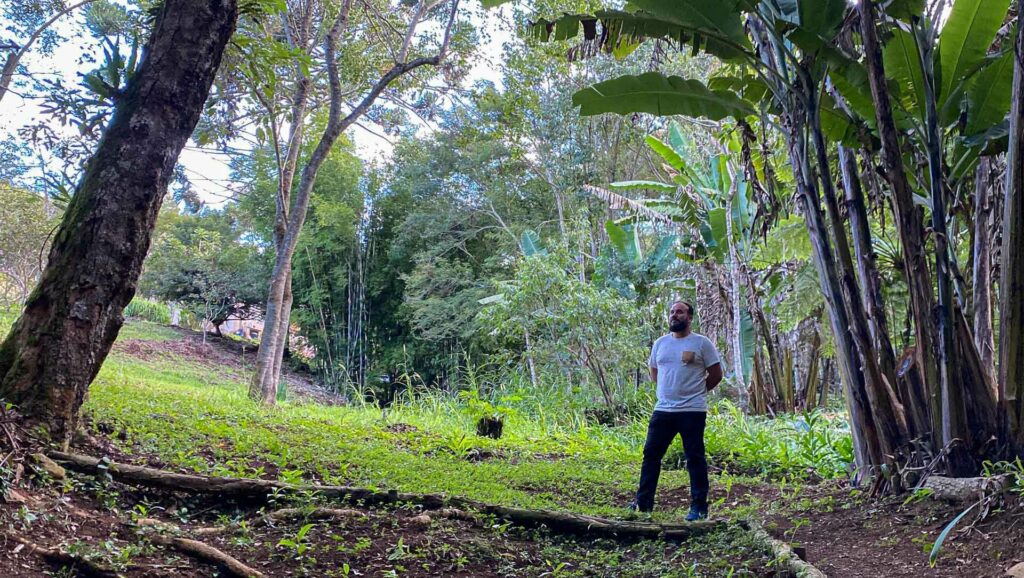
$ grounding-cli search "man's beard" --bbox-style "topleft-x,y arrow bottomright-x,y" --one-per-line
670,320 -> 689,333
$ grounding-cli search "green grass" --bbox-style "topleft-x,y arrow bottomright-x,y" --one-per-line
0,307 -> 17,336
87,354 -> 666,518
0,310 -> 178,342
115,320 -> 180,341
71,320 -> 853,521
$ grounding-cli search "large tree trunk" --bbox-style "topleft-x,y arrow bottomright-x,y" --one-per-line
1001,5 -> 1024,448
786,116 -> 880,472
839,145 -> 926,438
0,0 -> 237,445
807,92 -> 908,464
858,0 -> 943,454
921,40 -> 975,475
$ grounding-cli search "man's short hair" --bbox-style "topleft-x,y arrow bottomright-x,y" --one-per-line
671,300 -> 696,316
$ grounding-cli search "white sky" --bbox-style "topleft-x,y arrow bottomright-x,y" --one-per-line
0,3 -> 515,205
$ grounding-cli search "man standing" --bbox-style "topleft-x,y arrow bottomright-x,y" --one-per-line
631,300 -> 723,520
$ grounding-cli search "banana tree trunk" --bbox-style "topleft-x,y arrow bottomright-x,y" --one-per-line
726,183 -> 749,411
972,157 -> 997,383
858,0 -> 943,452
803,329 -> 821,410
1001,3 -> 1024,448
839,145 -> 927,438
788,120 -> 879,472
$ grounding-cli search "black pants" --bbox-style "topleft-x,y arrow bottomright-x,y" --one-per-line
634,410 -> 708,511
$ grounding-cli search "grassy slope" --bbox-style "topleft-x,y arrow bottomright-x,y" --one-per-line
82,321 -> 853,521
89,354 -> 681,518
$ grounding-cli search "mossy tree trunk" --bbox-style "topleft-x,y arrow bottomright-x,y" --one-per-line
0,0 -> 237,446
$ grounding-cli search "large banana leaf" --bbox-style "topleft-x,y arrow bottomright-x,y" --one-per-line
521,229 -> 546,257
886,0 -> 926,20
572,73 -> 754,120
964,49 -> 1015,138
625,0 -> 750,53
708,74 -> 771,105
819,92 -> 860,146
647,129 -> 711,189
937,0 -> 1011,107
739,309 -> 755,383
883,27 -> 927,122
531,9 -> 750,62
797,0 -> 847,39
605,221 -> 643,263
647,234 -> 678,272
830,65 -> 878,127
701,207 -> 728,262
645,135 -> 688,172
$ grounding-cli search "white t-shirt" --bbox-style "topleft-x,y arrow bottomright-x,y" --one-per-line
648,332 -> 721,412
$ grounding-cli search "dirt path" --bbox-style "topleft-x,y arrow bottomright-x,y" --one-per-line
660,479 -> 1024,577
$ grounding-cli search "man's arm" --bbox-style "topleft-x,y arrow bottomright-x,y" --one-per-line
650,366 -> 658,382
705,363 -> 723,391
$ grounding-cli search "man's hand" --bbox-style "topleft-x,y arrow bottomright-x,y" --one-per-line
705,363 -> 723,391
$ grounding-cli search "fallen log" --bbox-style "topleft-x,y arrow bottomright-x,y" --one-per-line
740,520 -> 828,578
51,451 -> 721,539
6,534 -> 124,578
919,474 -> 1011,503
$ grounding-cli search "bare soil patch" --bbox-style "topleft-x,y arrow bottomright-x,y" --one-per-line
646,474 -> 1024,577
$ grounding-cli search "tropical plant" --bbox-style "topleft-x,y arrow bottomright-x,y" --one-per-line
502,0 -> 1022,484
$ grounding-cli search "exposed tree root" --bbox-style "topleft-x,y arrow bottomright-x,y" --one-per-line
51,451 -> 722,539
920,474 -> 1011,503
148,535 -> 265,577
739,520 -> 828,578
6,534 -> 124,578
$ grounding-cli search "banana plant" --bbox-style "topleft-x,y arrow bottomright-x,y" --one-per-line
593,122 -> 760,389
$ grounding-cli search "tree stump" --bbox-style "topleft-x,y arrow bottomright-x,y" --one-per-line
475,415 -> 503,439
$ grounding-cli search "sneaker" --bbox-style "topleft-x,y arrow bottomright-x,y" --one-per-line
627,500 -> 652,513
685,504 -> 708,521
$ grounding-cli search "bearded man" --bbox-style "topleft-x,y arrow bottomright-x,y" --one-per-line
630,300 -> 723,520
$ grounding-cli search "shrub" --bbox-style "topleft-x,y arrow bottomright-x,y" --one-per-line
123,298 -> 171,324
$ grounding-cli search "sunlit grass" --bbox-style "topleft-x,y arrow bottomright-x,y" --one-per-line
75,321 -> 854,520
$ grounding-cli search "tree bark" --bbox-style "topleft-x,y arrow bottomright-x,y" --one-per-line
787,120 -> 880,471
805,75 -> 908,464
1001,4 -> 1024,447
803,328 -> 821,410
858,0 -> 943,453
972,157 -> 998,383
840,145 -> 926,437
0,0 -> 237,445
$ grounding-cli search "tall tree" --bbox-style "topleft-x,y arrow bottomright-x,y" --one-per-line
1001,0 -> 1024,448
227,0 -> 465,404
0,0 -> 237,446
